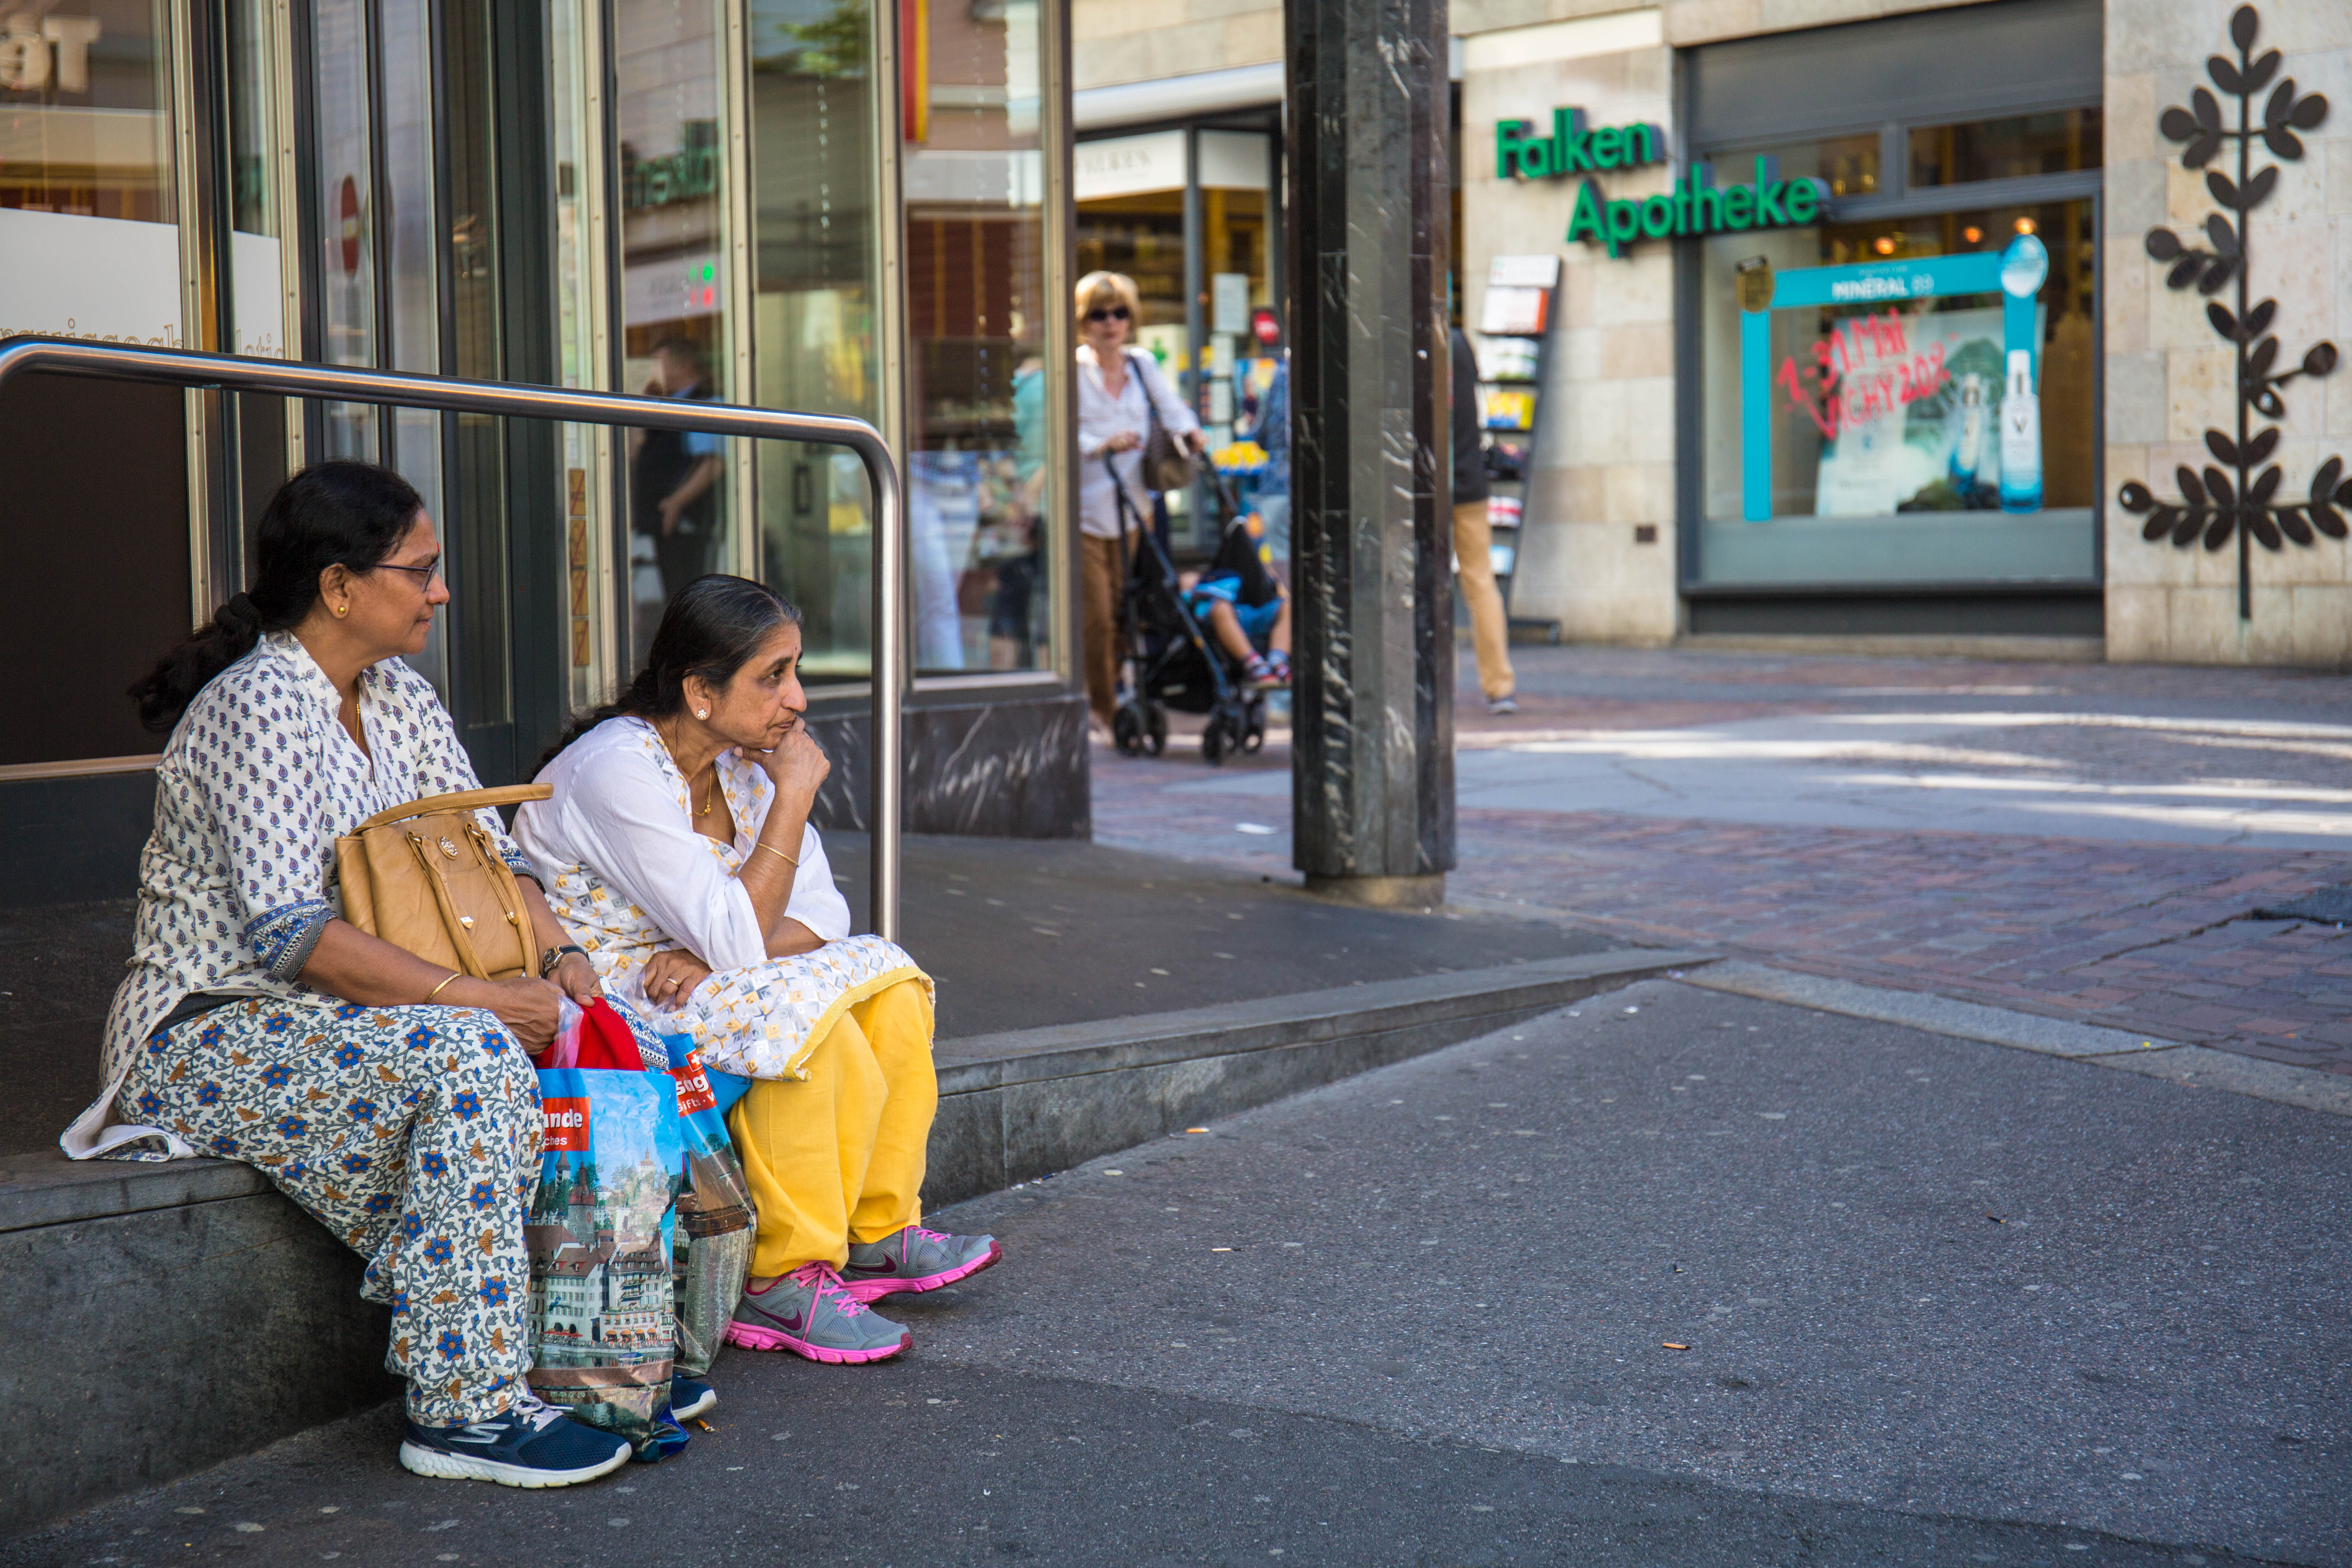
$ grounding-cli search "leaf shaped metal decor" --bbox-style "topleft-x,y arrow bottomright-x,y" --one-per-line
2116,5 -> 2344,621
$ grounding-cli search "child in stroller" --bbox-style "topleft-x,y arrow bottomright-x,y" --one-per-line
1109,457 -> 1285,765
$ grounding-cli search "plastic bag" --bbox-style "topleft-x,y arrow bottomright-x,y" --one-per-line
660,1037 -> 755,1377
526,1000 -> 687,1460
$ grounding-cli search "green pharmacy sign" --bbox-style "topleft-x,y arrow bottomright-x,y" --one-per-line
1496,110 -> 1826,258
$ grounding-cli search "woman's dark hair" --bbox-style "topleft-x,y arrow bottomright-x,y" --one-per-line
129,461 -> 425,733
543,574 -> 801,766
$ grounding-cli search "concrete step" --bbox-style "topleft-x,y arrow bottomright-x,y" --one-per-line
0,945 -> 1706,1537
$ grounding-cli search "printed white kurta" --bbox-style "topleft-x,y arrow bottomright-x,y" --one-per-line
516,716 -> 926,1080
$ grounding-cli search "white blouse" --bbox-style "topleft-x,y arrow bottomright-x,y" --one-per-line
514,716 -> 850,984
1075,343 -> 1198,540
72,631 -> 528,1160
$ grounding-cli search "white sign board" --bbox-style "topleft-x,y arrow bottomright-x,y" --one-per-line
1074,129 -> 1186,202
0,206 -> 182,345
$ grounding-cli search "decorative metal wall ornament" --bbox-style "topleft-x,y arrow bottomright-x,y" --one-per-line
2115,4 -> 2345,622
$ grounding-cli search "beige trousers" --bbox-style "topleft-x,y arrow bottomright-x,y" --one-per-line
1453,499 -> 1516,701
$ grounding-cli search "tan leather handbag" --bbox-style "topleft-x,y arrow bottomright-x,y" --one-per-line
334,785 -> 554,981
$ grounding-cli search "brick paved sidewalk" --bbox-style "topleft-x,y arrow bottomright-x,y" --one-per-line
1091,645 -> 2352,1078
1450,809 -> 2352,1076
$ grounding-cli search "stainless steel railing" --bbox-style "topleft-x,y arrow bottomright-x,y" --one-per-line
0,335 -> 905,941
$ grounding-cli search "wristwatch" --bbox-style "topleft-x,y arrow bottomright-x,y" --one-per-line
540,944 -> 590,978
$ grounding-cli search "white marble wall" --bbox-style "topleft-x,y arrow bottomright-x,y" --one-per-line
2103,0 -> 2352,664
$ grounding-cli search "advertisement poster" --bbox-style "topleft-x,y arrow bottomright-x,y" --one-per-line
1786,303 -> 2041,517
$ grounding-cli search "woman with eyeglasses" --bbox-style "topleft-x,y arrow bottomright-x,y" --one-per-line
69,461 -> 635,1490
1074,269 -> 1203,734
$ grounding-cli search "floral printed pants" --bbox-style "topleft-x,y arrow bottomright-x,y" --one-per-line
119,997 -> 541,1425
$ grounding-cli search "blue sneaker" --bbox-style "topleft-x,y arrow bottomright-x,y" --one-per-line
399,1395 -> 631,1487
670,1374 -> 717,1422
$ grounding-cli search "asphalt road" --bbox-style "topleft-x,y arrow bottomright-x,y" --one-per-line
11,978 -> 2345,1567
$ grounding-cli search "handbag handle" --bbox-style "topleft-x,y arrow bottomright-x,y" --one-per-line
352,783 -> 552,836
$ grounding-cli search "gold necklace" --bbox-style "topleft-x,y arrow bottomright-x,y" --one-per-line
656,719 -> 719,820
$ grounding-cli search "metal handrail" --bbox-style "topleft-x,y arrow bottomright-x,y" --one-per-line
0,335 -> 904,942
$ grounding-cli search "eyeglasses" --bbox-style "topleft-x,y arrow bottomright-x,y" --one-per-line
374,557 -> 444,588
1084,305 -> 1131,323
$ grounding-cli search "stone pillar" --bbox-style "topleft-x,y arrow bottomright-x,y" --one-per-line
1285,0 -> 1454,908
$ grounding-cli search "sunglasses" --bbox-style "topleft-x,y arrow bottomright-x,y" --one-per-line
1084,305 -> 1131,323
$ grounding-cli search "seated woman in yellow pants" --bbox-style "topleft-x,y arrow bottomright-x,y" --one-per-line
518,575 -> 1000,1365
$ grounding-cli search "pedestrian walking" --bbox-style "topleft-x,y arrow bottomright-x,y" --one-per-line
1452,326 -> 1517,715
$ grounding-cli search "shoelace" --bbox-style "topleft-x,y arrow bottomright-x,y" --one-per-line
788,1260 -> 869,1316
494,1394 -> 567,1433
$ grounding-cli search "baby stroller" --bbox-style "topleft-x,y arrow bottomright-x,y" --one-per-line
1108,455 -> 1279,766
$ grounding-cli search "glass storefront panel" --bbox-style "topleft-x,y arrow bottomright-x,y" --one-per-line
748,0 -> 880,680
1909,109 -> 2100,189
0,0 -> 194,767
902,0 -> 1053,674
551,0 -> 616,708
381,0 -> 444,522
1698,195 -> 2098,586
1736,133 -> 1880,200
615,0 -> 734,665
311,0 -> 379,459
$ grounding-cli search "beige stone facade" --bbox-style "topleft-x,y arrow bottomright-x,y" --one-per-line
1460,16 -> 1679,643
2101,0 -> 2352,665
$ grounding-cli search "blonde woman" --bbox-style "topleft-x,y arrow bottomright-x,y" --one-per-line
1074,270 -> 1203,731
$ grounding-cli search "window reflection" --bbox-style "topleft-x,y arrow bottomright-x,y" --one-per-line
1909,109 -> 2099,188
750,0 -> 880,680
616,0 -> 733,665
902,0 -> 1052,674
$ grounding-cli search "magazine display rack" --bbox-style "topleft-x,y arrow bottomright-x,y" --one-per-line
1471,254 -> 1563,641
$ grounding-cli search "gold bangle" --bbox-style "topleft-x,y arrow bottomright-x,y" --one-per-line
424,971 -> 464,1003
755,840 -> 800,867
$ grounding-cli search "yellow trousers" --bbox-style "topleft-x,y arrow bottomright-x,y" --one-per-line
725,977 -> 938,1277
1453,499 -> 1517,701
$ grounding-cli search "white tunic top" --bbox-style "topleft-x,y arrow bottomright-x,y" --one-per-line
517,717 -> 917,1080
1075,343 -> 1197,539
71,631 -> 528,1160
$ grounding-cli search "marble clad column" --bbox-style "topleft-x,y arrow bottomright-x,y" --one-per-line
1284,0 -> 1454,907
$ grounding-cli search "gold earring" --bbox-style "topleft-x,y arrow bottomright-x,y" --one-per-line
334,602 -> 349,618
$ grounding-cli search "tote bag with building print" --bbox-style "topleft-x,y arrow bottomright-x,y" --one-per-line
527,1000 -> 688,1460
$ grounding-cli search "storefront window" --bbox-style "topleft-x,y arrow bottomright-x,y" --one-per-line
749,0 -> 880,680
902,0 -> 1053,674
1909,109 -> 2099,188
0,0 -> 193,767
1696,123 -> 2098,588
1739,133 -> 1879,199
550,0 -> 616,708
1076,131 -> 1187,376
615,0 -> 735,665
311,0 -> 378,460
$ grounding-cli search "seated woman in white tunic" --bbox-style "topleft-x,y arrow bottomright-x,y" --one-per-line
517,575 -> 999,1365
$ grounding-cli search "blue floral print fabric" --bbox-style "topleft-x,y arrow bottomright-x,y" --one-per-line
120,996 -> 543,1426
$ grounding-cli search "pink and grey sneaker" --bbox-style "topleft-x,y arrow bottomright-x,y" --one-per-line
724,1262 -> 910,1364
840,1225 -> 1002,1304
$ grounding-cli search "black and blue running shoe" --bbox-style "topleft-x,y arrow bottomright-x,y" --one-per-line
670,1374 -> 717,1423
399,1395 -> 631,1487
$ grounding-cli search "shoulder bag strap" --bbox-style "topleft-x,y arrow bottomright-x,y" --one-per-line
352,782 -> 553,836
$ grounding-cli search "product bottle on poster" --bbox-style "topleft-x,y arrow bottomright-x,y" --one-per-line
1951,373 -> 1987,493
1998,349 -> 2042,512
